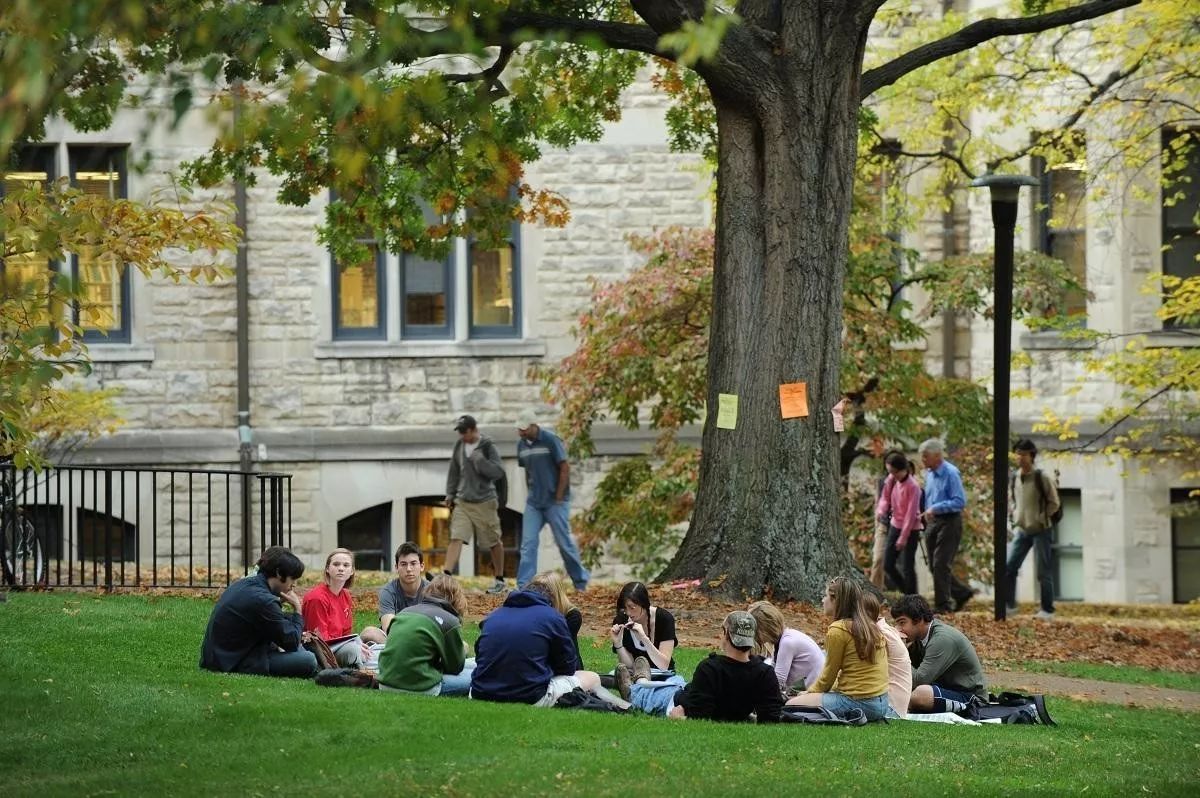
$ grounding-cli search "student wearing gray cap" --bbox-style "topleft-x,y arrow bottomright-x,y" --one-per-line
614,610 -> 782,723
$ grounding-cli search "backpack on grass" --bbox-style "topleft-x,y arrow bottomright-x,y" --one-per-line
781,706 -> 868,726
314,668 -> 379,689
554,687 -> 627,713
957,692 -> 1056,725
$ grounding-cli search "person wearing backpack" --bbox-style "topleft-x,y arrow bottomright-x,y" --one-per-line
444,415 -> 509,595
1006,439 -> 1062,619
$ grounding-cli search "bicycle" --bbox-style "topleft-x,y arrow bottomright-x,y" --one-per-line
1,482 -> 46,588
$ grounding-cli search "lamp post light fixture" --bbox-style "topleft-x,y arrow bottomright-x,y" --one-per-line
969,173 -> 1040,622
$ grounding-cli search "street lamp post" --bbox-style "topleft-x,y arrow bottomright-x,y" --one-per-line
970,173 -> 1040,623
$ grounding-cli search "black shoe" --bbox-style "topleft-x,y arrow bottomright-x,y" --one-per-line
955,590 -> 978,612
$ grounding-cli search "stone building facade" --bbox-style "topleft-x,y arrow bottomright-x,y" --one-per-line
9,17 -> 1197,602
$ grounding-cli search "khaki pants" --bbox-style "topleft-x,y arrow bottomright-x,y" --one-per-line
869,519 -> 889,589
450,498 -> 502,548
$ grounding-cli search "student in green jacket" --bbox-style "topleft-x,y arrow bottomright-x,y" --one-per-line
377,574 -> 471,696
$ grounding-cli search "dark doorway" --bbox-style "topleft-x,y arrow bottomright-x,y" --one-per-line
77,508 -> 135,561
337,502 -> 392,572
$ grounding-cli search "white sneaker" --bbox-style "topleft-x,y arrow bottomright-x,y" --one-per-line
1035,609 -> 1056,620
486,579 -> 508,595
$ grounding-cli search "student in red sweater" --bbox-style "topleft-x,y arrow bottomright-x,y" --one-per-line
303,548 -> 386,667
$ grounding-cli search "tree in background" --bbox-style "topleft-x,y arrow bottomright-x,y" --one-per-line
9,0 -> 1180,598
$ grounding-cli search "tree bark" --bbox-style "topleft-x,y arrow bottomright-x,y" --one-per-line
660,10 -> 867,602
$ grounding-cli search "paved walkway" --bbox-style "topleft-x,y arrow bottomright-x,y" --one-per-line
987,670 -> 1200,713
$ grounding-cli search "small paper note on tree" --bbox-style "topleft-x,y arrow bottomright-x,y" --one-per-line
716,393 -> 739,429
832,399 -> 848,432
779,382 -> 809,419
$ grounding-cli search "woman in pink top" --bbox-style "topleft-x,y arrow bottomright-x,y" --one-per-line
875,452 -> 922,594
748,600 -> 825,694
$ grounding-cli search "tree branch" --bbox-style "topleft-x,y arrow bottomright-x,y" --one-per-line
629,0 -> 707,36
860,0 -> 1141,98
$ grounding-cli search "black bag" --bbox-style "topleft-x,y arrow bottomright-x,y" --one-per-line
780,706 -> 868,725
957,692 -> 1056,725
554,687 -> 627,713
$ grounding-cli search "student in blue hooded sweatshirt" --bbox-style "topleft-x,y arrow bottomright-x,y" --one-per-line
470,580 -> 627,708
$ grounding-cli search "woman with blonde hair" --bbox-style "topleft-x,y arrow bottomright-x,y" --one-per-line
747,600 -> 825,695
302,548 -> 386,667
529,571 -> 584,670
784,577 -> 889,721
378,573 -> 473,696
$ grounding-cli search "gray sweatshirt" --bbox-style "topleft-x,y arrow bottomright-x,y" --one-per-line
446,434 -> 505,503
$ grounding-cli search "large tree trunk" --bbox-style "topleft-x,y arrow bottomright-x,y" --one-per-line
661,10 -> 868,602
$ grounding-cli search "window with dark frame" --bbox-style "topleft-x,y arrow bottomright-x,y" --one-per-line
1170,488 -> 1200,604
69,145 -> 130,342
1162,129 -> 1200,329
1,146 -> 58,333
468,219 -> 520,338
1032,140 -> 1088,324
332,240 -> 387,340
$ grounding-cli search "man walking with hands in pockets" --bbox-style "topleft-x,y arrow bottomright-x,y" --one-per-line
515,409 -> 589,591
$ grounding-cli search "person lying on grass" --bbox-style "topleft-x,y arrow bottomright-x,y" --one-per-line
378,574 -> 473,696
615,610 -> 782,722
785,576 -> 890,721
890,593 -> 987,714
530,571 -> 585,671
611,581 -> 677,672
747,600 -> 825,696
302,548 -> 386,668
471,580 -> 628,709
199,546 -> 317,678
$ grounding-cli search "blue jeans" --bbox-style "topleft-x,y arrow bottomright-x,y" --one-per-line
440,659 -> 475,697
630,675 -> 687,716
821,692 -> 889,721
1006,528 -> 1054,613
266,649 -> 318,678
518,501 -> 590,589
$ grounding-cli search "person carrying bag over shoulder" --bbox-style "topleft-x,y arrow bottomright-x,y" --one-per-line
1005,439 -> 1062,620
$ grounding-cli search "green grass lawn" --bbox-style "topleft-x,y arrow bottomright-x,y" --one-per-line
1001,660 -> 1200,693
1,593 -> 1197,797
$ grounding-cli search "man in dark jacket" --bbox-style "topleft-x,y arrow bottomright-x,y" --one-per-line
470,583 -> 626,708
199,547 -> 317,677
444,414 -> 508,594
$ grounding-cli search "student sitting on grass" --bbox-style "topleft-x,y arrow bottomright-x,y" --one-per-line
615,611 -> 782,722
199,546 -> 317,678
748,600 -> 825,695
378,574 -> 472,696
530,571 -> 585,671
785,576 -> 890,721
471,581 -> 628,709
302,548 -> 386,668
864,589 -> 913,718
611,581 -> 677,672
379,542 -> 430,632
890,594 -> 987,713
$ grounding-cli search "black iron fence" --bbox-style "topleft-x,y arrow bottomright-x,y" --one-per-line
0,464 -> 292,590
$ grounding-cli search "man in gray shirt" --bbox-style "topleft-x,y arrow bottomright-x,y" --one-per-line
444,414 -> 508,594
378,542 -> 429,632
890,594 -> 986,713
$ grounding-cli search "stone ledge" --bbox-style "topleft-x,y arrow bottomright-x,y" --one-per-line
1019,331 -> 1096,351
83,343 -> 157,363
313,339 -> 548,359
72,423 -> 703,464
